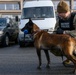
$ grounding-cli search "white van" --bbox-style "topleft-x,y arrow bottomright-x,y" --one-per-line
18,0 -> 56,47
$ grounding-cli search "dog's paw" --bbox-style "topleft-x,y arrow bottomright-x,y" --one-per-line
37,66 -> 41,70
62,60 -> 71,67
46,64 -> 50,69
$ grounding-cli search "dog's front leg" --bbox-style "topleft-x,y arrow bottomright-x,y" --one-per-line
44,50 -> 50,68
36,49 -> 42,69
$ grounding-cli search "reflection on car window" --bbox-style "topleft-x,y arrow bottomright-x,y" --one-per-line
0,18 -> 6,26
21,7 -> 54,19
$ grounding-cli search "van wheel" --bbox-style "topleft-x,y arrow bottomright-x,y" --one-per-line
19,44 -> 25,47
2,35 -> 9,47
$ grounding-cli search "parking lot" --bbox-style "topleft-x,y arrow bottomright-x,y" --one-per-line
0,44 -> 75,75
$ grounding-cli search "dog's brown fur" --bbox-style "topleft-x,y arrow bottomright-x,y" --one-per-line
33,24 -> 76,74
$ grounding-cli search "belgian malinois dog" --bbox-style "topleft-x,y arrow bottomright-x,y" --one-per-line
22,19 -> 76,74
32,23 -> 76,74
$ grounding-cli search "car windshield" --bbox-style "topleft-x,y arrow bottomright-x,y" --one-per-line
21,6 -> 54,19
0,18 -> 6,26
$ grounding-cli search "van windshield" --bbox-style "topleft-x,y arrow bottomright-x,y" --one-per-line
21,7 -> 54,19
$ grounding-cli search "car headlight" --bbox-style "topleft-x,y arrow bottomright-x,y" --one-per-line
0,31 -> 3,35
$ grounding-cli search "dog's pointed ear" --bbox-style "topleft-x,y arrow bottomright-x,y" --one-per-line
29,18 -> 33,24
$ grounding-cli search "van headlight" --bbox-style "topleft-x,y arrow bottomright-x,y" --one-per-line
48,28 -> 54,32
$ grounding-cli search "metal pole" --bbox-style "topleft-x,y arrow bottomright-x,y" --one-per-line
70,0 -> 74,12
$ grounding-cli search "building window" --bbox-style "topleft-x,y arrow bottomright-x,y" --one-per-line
6,3 -> 20,10
6,4 -> 13,10
0,3 -> 20,10
0,4 -> 5,10
73,1 -> 76,10
53,1 -> 59,10
14,3 -> 19,10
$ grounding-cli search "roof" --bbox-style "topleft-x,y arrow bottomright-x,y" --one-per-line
24,0 -> 53,8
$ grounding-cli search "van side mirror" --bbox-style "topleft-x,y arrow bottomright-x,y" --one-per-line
15,16 -> 19,22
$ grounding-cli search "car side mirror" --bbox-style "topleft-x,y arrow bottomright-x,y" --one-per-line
15,16 -> 19,22
7,23 -> 10,27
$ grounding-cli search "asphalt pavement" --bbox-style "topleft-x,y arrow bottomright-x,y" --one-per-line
0,45 -> 75,75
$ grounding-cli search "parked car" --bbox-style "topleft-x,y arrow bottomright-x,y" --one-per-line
0,18 -> 19,47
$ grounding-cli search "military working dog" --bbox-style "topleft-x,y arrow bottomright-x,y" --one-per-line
22,19 -> 76,74
32,23 -> 76,74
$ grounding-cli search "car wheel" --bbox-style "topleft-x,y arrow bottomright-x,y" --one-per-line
2,35 -> 9,47
19,41 -> 25,47
15,37 -> 18,44
15,34 -> 18,44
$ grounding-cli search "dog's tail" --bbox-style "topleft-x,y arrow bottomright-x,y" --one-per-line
73,38 -> 76,57
73,49 -> 76,56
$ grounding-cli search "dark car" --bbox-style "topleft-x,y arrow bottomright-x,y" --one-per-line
0,18 -> 19,47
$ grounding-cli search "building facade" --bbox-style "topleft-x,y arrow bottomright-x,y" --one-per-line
0,0 -> 23,18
